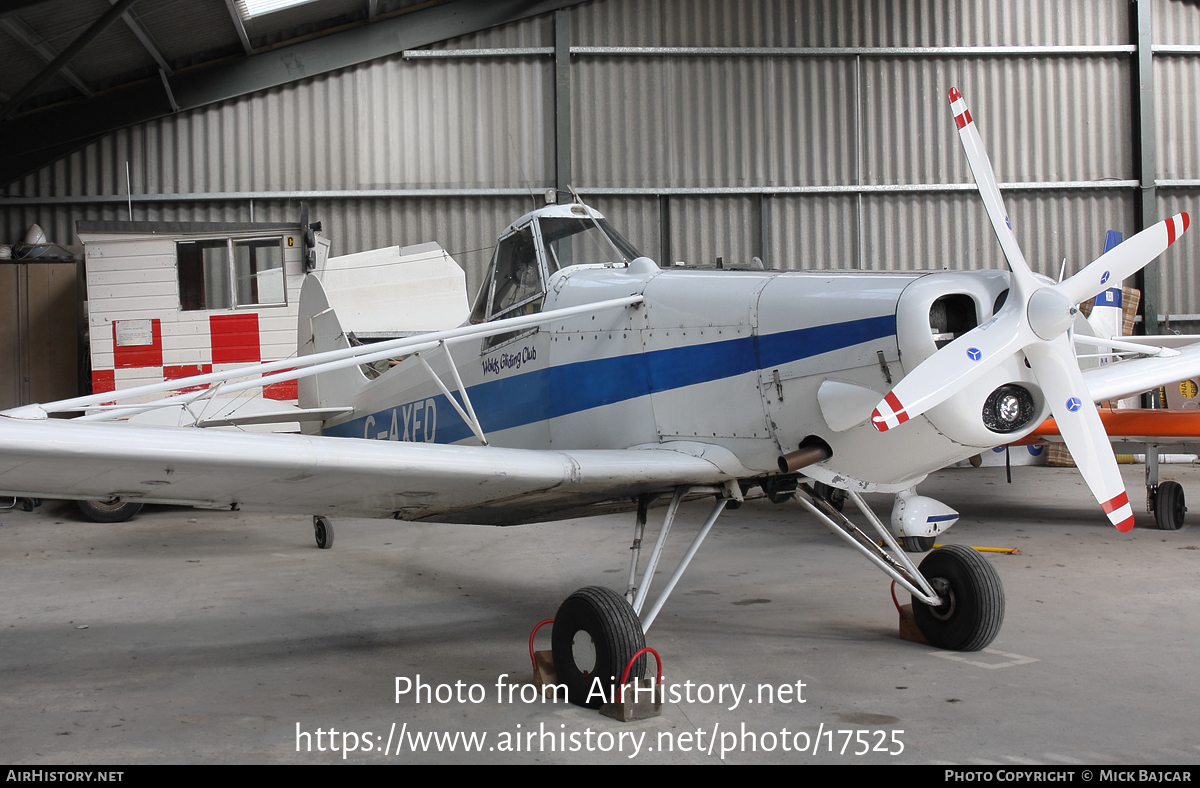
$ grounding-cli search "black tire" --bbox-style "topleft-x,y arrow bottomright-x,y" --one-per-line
911,544 -> 1004,652
76,499 -> 143,523
1154,481 -> 1187,531
901,535 -> 936,553
814,482 -> 846,512
314,516 -> 334,549
551,587 -> 645,709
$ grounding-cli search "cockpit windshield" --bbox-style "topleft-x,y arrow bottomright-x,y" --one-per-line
539,217 -> 641,273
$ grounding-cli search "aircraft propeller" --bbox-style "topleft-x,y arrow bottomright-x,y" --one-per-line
870,87 -> 1190,532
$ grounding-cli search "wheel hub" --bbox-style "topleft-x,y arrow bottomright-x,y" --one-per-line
928,577 -> 957,621
571,630 -> 596,675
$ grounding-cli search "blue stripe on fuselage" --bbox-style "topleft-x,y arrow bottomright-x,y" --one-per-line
323,313 -> 896,442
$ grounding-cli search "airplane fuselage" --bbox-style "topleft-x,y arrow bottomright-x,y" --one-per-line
323,262 -> 1037,494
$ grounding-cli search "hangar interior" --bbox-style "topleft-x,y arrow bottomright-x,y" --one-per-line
4,0 -> 1200,766
2,0 -> 1199,409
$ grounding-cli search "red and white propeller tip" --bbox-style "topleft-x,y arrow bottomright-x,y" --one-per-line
871,392 -> 908,432
1102,491 -> 1135,533
948,87 -> 971,129
1166,212 -> 1190,246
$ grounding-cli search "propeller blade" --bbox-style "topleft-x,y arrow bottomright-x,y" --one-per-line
1056,213 -> 1190,306
948,87 -> 1036,287
1025,336 -> 1134,532
870,307 -> 1029,431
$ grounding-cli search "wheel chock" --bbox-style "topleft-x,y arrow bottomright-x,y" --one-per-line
600,648 -> 664,722
897,604 -> 928,644
528,619 -> 560,699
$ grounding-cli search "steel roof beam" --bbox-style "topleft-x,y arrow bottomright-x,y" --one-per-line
110,0 -> 172,75
222,0 -> 254,55
0,16 -> 93,98
0,0 -> 52,19
0,0 -> 581,187
1,0 -> 138,119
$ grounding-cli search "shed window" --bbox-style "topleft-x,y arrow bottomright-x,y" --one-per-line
177,238 -> 285,311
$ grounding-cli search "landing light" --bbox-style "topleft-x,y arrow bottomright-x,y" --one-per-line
982,384 -> 1035,434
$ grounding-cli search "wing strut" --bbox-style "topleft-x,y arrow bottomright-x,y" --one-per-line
416,341 -> 487,445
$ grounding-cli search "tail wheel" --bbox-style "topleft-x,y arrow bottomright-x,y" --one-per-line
911,544 -> 1004,651
551,587 -> 645,709
76,499 -> 143,523
313,516 -> 334,549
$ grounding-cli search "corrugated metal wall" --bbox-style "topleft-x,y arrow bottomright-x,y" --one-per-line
4,0 -> 1200,330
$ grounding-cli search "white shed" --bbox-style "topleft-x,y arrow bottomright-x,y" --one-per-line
77,220 -> 329,410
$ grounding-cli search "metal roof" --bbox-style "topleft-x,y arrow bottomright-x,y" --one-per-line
0,0 -> 580,186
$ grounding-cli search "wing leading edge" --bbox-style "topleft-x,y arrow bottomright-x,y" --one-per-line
0,418 -> 745,525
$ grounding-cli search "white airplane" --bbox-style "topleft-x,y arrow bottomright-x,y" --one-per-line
1,88 -> 1196,709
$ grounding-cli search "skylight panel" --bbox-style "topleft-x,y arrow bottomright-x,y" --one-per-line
236,0 -> 322,20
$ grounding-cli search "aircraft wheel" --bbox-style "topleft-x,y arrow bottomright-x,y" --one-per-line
911,544 -> 1004,652
901,536 -> 936,553
314,516 -> 334,549
76,499 -> 143,523
551,587 -> 645,709
813,482 -> 846,512
1154,481 -> 1187,531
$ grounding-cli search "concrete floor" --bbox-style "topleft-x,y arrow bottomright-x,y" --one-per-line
2,463 -> 1199,765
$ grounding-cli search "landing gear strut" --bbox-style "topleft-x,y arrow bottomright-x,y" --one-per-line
553,486 -> 730,708
794,483 -> 1004,651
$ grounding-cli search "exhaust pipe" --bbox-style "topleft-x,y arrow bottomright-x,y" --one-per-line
777,439 -> 832,474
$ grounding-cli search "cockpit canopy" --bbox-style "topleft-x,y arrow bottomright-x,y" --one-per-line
469,203 -> 641,332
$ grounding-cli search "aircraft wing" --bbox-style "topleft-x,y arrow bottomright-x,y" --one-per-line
1083,340 -> 1200,404
0,417 -> 746,525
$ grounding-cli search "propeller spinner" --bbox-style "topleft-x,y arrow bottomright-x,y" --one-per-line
870,87 -> 1190,532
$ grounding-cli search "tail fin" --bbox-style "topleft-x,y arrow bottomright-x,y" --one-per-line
297,275 -> 368,423
1086,230 -> 1126,341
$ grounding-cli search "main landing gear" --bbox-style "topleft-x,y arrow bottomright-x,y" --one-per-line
77,498 -> 143,523
1153,481 -> 1187,531
910,543 -> 1005,650
548,479 -> 1005,709
793,482 -> 1004,652
1145,446 -> 1188,531
551,488 -> 727,708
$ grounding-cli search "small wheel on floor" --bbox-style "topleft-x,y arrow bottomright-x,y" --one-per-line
76,499 -> 143,523
1154,481 -> 1187,531
313,516 -> 334,549
551,587 -> 645,709
911,544 -> 1004,652
901,535 -> 936,553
